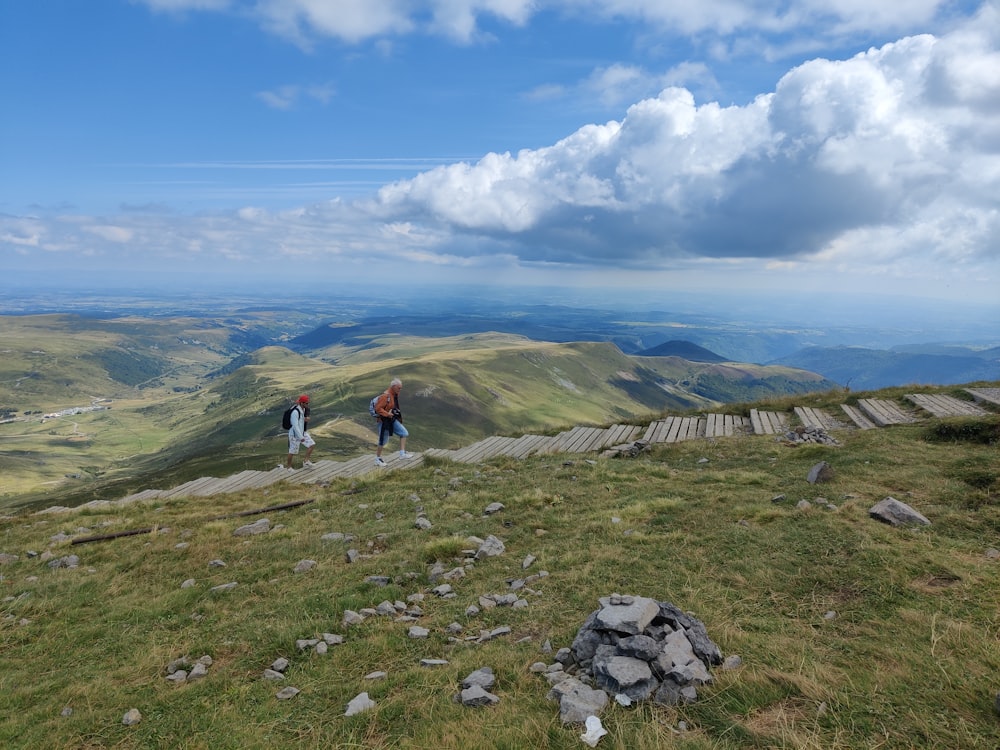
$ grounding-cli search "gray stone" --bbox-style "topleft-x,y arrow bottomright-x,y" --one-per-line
272,657 -> 289,671
408,626 -> 429,639
593,655 -> 658,701
233,518 -> 270,536
595,595 -> 659,635
122,708 -> 142,726
345,692 -> 376,716
209,582 -> 238,592
476,535 -> 506,559
343,610 -> 365,626
263,669 -> 285,681
484,502 -> 505,515
460,685 -> 500,707
462,667 -> 496,690
807,462 -> 834,484
276,686 -> 300,700
616,634 -> 661,661
293,559 -> 316,573
869,497 -> 931,527
549,676 -> 609,725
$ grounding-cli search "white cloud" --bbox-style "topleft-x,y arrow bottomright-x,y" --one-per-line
368,7 -> 1000,272
133,0 -> 970,47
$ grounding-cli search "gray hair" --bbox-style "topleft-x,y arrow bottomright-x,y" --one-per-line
390,378 -> 402,388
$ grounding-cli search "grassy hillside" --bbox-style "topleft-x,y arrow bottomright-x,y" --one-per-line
1,392 -> 997,749
1,323 -> 836,512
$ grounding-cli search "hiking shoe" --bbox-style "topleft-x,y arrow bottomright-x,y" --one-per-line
374,457 -> 387,467
286,467 -> 295,472
303,460 -> 315,467
399,451 -> 414,459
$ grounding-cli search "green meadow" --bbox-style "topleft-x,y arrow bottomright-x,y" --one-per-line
1,395 -> 998,749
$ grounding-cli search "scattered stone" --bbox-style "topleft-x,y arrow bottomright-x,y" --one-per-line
0,553 -> 19,564
771,494 -> 786,503
986,548 -> 1000,560
365,671 -> 387,680
483,502 -> 504,515
415,517 -> 433,530
522,554 -> 536,570
345,692 -> 376,716
321,532 -> 345,541
421,659 -> 449,667
343,610 -> 365,626
276,686 -> 300,700
166,670 -> 188,683
47,554 -> 80,569
409,626 -> 430,639
869,497 -> 931,527
122,708 -> 142,726
209,582 -> 238,593
293,559 -> 316,573
181,578 -> 196,588
797,499 -> 812,510
580,715 -> 609,747
460,685 -> 500,707
60,707 -> 72,717
233,518 -> 270,536
263,669 -> 285,681
365,575 -> 391,586
476,535 -> 506,559
272,657 -> 289,672
462,667 -> 496,690
345,549 -> 360,564
208,559 -> 226,568
722,655 -> 743,670
807,461 -> 834,484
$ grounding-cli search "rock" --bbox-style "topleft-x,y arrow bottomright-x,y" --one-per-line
343,610 -> 365,626
233,518 -> 270,536
293,559 -> 316,573
263,669 -> 285,681
345,692 -> 376,716
461,667 -> 496,690
869,497 -> 931,527
460,685 -> 500,707
272,657 -> 289,672
807,462 -> 834,484
408,626 -> 429,639
549,676 -> 609,725
476,535 -> 506,559
483,502 -> 504,515
580,715 -> 609,747
122,708 -> 142,726
181,578 -> 195,588
209,582 -> 238,592
276,687 -> 300,700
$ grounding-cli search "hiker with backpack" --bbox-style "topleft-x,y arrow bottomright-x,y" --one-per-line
281,394 -> 314,471
372,378 -> 412,467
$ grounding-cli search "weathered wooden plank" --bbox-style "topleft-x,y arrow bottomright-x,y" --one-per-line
839,404 -> 875,429
966,387 -> 1000,406
857,398 -> 917,427
906,393 -> 988,417
764,411 -> 788,434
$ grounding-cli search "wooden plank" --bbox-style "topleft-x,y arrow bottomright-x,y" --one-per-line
765,411 -> 788,434
840,404 -> 875,429
568,427 -> 606,453
857,398 -> 917,427
662,417 -> 682,443
906,393 -> 988,418
966,387 -> 1000,406
512,434 -> 555,458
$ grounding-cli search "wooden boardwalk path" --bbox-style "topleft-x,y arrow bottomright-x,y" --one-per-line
115,390 -> 996,504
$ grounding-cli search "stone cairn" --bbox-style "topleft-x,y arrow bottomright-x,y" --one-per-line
782,426 -> 839,445
539,594 -> 723,724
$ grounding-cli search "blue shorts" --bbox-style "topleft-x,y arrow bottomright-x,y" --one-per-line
378,419 -> 408,446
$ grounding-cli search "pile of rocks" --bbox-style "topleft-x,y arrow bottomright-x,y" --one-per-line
783,426 -> 839,445
538,594 -> 722,724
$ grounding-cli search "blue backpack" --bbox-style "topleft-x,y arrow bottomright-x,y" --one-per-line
368,395 -> 379,420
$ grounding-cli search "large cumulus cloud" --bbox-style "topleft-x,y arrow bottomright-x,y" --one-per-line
369,8 -> 1000,268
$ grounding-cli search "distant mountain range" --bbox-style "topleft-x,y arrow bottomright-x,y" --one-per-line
636,340 -> 728,362
770,345 -> 1000,390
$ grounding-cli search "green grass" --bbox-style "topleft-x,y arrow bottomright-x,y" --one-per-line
2,407 -> 999,749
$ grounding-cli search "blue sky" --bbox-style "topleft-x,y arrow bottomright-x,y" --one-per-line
2,0 -> 998,307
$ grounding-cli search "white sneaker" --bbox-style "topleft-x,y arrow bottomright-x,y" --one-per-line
399,451 -> 414,459
286,467 -> 295,472
374,457 -> 387,467
303,460 -> 315,467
